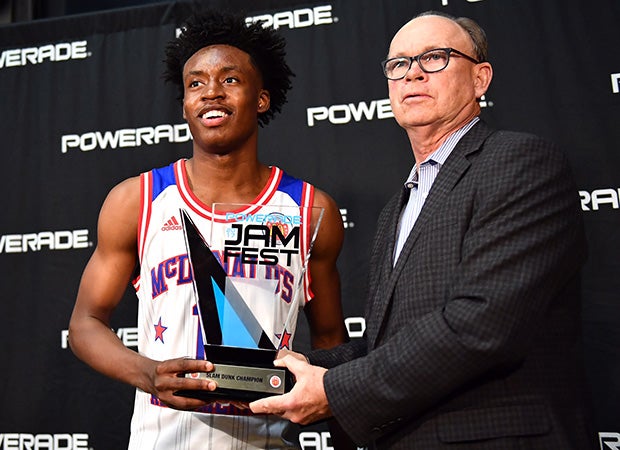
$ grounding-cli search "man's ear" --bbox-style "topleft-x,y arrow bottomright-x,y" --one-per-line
473,62 -> 493,99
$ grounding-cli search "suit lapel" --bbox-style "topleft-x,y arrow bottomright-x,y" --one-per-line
364,187 -> 408,329
367,122 -> 495,348
381,187 -> 409,285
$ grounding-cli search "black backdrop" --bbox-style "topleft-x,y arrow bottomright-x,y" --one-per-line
1,1 -> 619,449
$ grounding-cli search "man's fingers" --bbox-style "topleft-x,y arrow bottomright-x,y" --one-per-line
249,397 -> 268,414
249,395 -> 286,415
274,353 -> 306,372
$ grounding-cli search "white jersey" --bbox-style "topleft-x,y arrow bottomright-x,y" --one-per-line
128,159 -> 315,449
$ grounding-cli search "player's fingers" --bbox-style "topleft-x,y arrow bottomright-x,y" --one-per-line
163,357 -> 214,374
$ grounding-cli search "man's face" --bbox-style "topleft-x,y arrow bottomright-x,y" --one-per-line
387,15 -> 489,132
182,44 -> 269,152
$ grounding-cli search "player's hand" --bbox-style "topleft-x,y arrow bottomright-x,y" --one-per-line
145,357 -> 217,410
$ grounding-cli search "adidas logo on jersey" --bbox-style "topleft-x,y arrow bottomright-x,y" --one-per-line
161,216 -> 182,231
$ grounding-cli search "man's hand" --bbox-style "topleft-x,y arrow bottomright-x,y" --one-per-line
146,357 -> 218,410
250,354 -> 331,424
275,348 -> 308,363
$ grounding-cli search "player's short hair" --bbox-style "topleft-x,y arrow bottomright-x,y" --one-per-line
164,9 -> 294,126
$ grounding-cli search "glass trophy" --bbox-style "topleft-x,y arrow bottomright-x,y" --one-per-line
175,203 -> 324,401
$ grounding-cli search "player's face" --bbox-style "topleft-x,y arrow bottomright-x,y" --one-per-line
182,44 -> 270,152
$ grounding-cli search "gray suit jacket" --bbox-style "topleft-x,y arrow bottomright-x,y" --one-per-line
308,121 -> 595,449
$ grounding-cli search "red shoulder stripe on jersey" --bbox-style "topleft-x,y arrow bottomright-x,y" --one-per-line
302,182 -> 316,302
138,171 -> 153,262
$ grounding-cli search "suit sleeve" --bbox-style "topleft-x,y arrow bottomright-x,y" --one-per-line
307,337 -> 367,369
322,133 -> 587,445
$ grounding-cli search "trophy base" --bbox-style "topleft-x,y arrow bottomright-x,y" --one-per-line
175,345 -> 294,402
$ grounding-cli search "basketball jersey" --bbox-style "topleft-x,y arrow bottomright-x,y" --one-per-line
128,159 -> 315,449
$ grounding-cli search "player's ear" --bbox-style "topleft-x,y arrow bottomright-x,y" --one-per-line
257,90 -> 270,113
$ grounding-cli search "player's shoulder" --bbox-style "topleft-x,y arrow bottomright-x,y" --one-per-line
312,187 -> 339,211
107,160 -> 178,203
109,175 -> 140,198
101,175 -> 142,218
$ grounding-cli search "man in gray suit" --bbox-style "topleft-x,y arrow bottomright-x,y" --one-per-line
251,11 -> 595,449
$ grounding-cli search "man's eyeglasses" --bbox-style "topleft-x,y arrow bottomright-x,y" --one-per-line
381,47 -> 480,80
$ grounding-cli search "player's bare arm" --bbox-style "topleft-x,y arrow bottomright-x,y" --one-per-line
304,188 -> 348,349
68,177 -> 216,409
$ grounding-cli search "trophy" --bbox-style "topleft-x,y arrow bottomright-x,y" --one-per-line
174,203 -> 324,402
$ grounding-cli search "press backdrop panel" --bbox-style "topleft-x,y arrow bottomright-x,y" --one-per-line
1,1 -> 618,449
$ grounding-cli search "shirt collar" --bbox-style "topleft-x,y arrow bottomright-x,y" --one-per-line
403,116 -> 479,188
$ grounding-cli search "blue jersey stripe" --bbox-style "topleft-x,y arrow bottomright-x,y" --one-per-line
151,162 -> 176,201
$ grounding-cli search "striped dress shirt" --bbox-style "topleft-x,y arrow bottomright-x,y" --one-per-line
393,117 -> 480,265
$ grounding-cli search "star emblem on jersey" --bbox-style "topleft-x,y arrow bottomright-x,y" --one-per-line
276,329 -> 292,350
154,317 -> 167,343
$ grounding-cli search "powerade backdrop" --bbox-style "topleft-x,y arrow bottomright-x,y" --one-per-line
1,1 -> 619,448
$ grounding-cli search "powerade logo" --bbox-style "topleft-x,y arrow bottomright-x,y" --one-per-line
339,208 -> 355,229
61,327 -> 137,349
478,95 -> 493,108
441,0 -> 486,5
580,188 -> 620,211
0,41 -> 90,69
175,5 -> 337,38
299,431 -> 366,450
0,433 -> 90,450
345,317 -> 366,339
225,212 -> 302,225
0,229 -> 90,253
246,5 -> 336,30
299,431 -> 333,450
611,73 -> 620,93
600,432 -> 620,450
307,96 -> 492,127
307,99 -> 394,127
61,123 -> 191,153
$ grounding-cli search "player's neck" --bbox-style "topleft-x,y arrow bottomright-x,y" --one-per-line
184,155 -> 271,207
